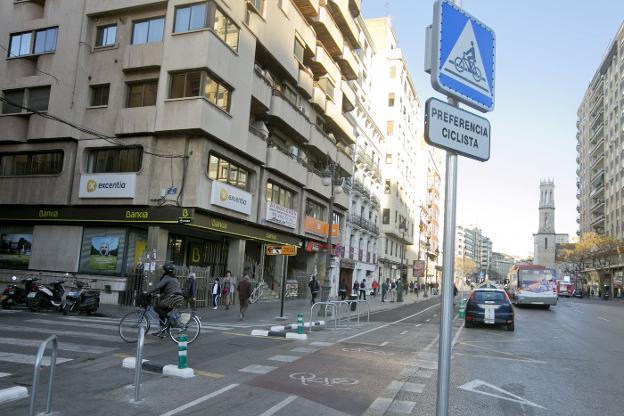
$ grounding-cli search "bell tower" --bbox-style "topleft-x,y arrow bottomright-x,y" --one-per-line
534,179 -> 556,267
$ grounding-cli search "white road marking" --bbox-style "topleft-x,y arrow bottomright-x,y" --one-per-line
380,341 -> 389,346
598,316 -> 610,322
459,342 -> 545,364
0,337 -> 116,354
310,341 -> 334,347
257,395 -> 297,416
459,379 -> 546,409
27,318 -> 118,331
2,325 -> 120,343
388,400 -> 416,414
455,352 -> 546,364
0,352 -> 72,366
201,325 -> 234,331
337,303 -> 441,343
268,355 -> 300,363
0,310 -> 20,314
400,330 -> 408,335
415,323 -> 422,327
426,319 -> 431,322
159,384 -> 239,416
424,335 -> 440,352
403,381 -> 426,393
0,372 -> 10,378
290,347 -> 318,354
364,398 -> 392,415
239,365 -> 277,375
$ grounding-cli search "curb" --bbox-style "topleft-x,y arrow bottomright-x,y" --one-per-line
0,386 -> 28,405
121,357 -> 195,378
270,321 -> 325,332
250,329 -> 308,340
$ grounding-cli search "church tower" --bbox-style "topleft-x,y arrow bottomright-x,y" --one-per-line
533,179 -> 567,267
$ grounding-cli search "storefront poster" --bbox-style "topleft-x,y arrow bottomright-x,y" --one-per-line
79,174 -> 136,199
0,232 -> 32,269
210,181 -> 252,215
304,216 -> 338,237
266,201 -> 298,229
88,236 -> 120,271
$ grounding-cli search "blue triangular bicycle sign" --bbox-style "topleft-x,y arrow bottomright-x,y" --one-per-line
431,0 -> 496,112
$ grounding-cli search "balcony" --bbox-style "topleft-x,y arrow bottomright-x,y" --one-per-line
350,214 -> 378,235
305,170 -> 332,199
590,198 -> 605,213
590,124 -> 604,143
590,112 -> 604,131
311,84 -> 328,112
327,0 -> 360,49
589,137 -> 605,157
313,6 -> 344,57
292,0 -> 320,17
591,168 -> 605,183
122,43 -> 162,72
310,45 -> 341,81
297,68 -> 314,98
590,152 -> 604,171
158,97 -> 232,139
356,149 -> 381,179
0,115 -> 29,142
267,92 -> 312,142
252,68 -> 274,110
266,146 -> 308,185
247,126 -> 268,164
115,106 -> 156,136
349,0 -> 361,16
341,79 -> 356,111
325,100 -> 356,144
336,148 -> 354,174
589,183 -> 604,199
590,214 -> 606,227
334,187 -> 349,209
337,44 -> 359,81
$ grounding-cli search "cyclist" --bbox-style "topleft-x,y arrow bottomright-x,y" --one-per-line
464,41 -> 476,64
149,262 -> 184,336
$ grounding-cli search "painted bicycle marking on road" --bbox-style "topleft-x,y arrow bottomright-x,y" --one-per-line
341,347 -> 395,356
289,372 -> 359,387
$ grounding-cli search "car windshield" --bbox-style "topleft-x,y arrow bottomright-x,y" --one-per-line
473,291 -> 506,302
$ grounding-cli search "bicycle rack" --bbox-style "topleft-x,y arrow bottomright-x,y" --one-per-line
308,302 -> 337,332
133,324 -> 145,402
345,299 -> 370,326
29,335 -> 58,416
328,300 -> 354,328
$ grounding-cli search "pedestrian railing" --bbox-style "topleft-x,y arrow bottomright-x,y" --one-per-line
29,335 -> 58,416
309,302 -> 338,332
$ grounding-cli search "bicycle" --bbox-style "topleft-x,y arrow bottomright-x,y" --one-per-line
453,53 -> 482,82
118,293 -> 201,344
249,280 -> 266,304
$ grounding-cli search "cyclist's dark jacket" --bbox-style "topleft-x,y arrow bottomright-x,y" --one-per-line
150,275 -> 182,297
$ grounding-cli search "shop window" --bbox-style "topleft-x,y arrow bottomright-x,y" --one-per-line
87,147 -> 143,173
127,80 -> 158,107
132,16 -> 165,44
305,199 -> 325,220
0,150 -> 63,176
0,225 -> 33,269
266,181 -> 294,209
208,153 -> 248,190
79,228 -> 127,274
126,230 -> 148,274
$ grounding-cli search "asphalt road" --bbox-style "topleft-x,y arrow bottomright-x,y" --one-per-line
0,296 -> 622,415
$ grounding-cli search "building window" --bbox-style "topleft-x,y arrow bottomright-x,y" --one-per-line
318,76 -> 335,100
127,80 -> 158,107
95,24 -> 117,47
169,70 -> 232,112
207,153 -> 248,190
305,199 -> 325,220
387,120 -> 394,136
170,71 -> 202,98
0,151 -> 63,176
132,17 -> 165,44
282,83 -> 298,106
87,147 -> 143,173
204,73 -> 232,111
90,84 -> 110,106
214,6 -> 240,51
249,0 -> 266,14
1,86 -> 51,114
382,208 -> 390,224
174,2 -> 208,33
384,180 -> 391,194
388,93 -> 395,107
266,181 -> 294,209
545,237 -> 548,250
294,37 -> 305,65
386,153 -> 392,164
9,27 -> 58,58
389,66 -> 396,78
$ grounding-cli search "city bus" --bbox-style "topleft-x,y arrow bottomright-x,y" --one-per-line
505,264 -> 557,308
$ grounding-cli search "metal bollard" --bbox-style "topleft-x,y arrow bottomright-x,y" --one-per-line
297,312 -> 304,334
133,325 -> 145,402
178,334 -> 188,369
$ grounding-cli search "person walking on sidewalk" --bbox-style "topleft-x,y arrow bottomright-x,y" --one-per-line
237,273 -> 252,320
414,283 -> 420,298
339,279 -> 348,301
390,279 -> 397,302
183,272 -> 198,310
308,275 -> 320,305
211,277 -> 221,310
359,279 -> 367,300
372,279 -> 379,297
382,279 -> 389,302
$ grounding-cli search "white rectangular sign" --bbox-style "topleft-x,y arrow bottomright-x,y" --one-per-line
79,174 -> 136,198
424,97 -> 490,161
210,181 -> 252,215
266,201 -> 298,229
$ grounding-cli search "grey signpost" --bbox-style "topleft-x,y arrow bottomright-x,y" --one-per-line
425,1 -> 495,415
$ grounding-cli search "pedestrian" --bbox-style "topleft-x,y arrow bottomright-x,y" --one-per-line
222,274 -> 231,310
415,283 -> 420,298
237,273 -> 252,320
211,277 -> 221,309
381,279 -> 389,302
352,280 -> 360,297
308,275 -> 320,305
359,279 -> 367,300
453,284 -> 458,306
183,272 -> 198,310
372,279 -> 379,297
339,278 -> 348,301
390,279 -> 397,302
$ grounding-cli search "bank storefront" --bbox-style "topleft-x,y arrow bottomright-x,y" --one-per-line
0,205 -> 301,304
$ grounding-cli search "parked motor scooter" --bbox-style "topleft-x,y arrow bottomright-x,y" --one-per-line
27,279 -> 65,312
1,276 -> 39,309
62,280 -> 100,315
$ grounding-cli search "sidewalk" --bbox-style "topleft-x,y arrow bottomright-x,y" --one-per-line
98,291 -> 439,327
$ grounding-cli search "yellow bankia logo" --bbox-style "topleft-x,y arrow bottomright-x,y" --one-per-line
87,179 -> 97,192
219,188 -> 228,202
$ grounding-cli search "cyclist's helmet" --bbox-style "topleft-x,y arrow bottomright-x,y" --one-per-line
162,262 -> 175,274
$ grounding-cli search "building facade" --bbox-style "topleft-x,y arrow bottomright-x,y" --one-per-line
456,225 -> 492,281
490,252 -> 515,282
0,0 -> 363,301
533,179 -> 569,269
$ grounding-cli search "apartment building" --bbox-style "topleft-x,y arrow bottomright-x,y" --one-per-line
577,22 -> 624,240
489,252 -> 515,282
0,0 -> 362,302
456,226 -> 492,280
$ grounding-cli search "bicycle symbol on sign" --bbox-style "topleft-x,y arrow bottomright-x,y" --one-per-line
453,41 -> 482,83
289,372 -> 359,388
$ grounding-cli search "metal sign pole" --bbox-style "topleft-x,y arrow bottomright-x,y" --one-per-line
279,255 -> 288,318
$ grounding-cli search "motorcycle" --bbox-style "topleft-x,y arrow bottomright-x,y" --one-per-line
1,276 -> 38,309
62,280 -> 100,315
27,279 -> 65,312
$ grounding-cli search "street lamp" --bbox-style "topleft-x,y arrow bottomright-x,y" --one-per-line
398,217 -> 407,302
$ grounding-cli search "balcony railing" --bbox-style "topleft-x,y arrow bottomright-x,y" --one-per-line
350,213 -> 379,235
356,149 -> 381,178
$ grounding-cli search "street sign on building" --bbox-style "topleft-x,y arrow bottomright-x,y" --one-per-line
424,97 -> 490,161
430,0 -> 495,112
265,245 -> 297,256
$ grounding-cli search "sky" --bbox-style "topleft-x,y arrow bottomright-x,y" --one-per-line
362,0 -> 624,258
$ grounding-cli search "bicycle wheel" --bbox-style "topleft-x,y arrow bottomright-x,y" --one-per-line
454,57 -> 465,73
169,314 -> 201,344
472,66 -> 482,82
119,310 -> 150,343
